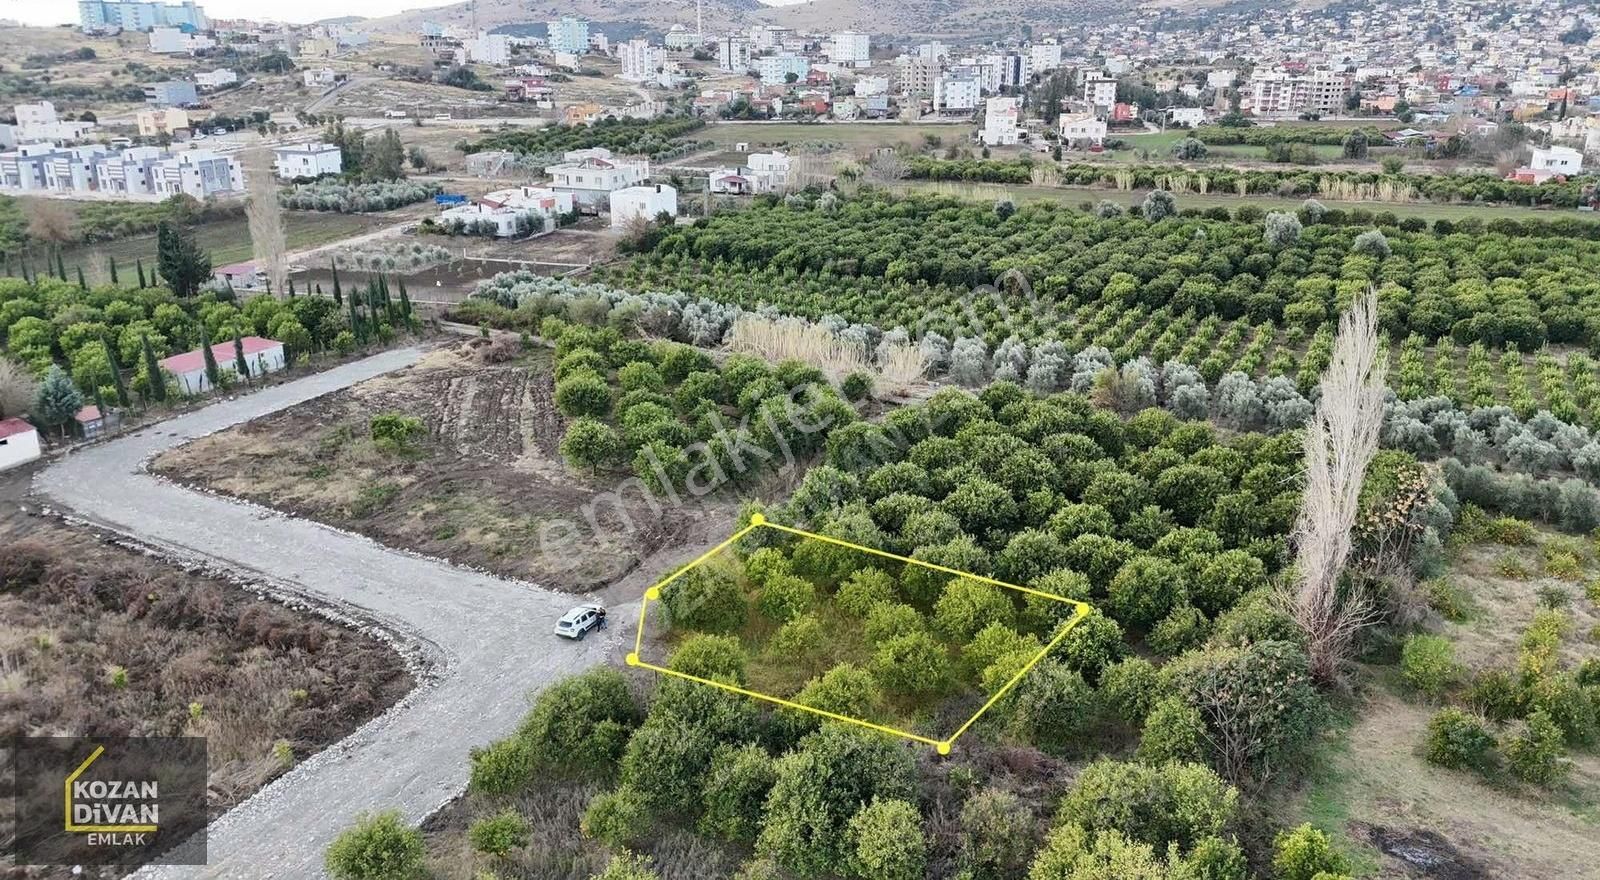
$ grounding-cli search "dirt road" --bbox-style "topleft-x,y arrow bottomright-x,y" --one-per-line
33,348 -> 623,878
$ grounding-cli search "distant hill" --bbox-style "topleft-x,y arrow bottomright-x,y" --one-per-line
362,0 -> 1123,39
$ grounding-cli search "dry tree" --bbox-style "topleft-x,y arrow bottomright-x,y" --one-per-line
1284,287 -> 1387,684
243,148 -> 288,296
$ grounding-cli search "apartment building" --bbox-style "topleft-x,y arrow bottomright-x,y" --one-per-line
895,56 -> 940,97
546,17 -> 589,55
934,72 -> 980,112
758,53 -> 810,86
2,143 -> 242,199
145,80 -> 199,107
273,142 -> 343,180
619,39 -> 662,83
10,102 -> 96,142
830,32 -> 870,65
1249,71 -> 1349,117
0,143 -> 106,192
1030,42 -> 1063,74
1083,73 -> 1119,111
981,96 -> 1022,145
79,0 -> 207,32
718,36 -> 749,72
136,107 -> 190,137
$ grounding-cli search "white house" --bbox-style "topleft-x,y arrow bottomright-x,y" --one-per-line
547,148 -> 650,207
148,26 -> 214,54
1531,145 -> 1584,175
273,142 -> 342,180
159,336 -> 286,395
1168,107 -> 1206,128
303,67 -> 346,89
981,96 -> 1022,146
934,73 -> 979,112
13,101 -> 95,142
438,185 -> 573,236
1029,42 -> 1062,73
193,68 -> 238,90
0,418 -> 41,471
747,151 -> 790,189
830,31 -> 870,66
1059,113 -> 1107,148
610,184 -> 676,227
1083,73 -> 1119,111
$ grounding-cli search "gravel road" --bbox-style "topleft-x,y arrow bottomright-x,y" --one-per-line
34,347 -> 623,878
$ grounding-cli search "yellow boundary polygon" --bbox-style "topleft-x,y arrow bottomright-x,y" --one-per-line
626,513 -> 1094,753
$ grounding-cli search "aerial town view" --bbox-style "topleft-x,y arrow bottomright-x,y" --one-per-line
1,0 -> 1599,877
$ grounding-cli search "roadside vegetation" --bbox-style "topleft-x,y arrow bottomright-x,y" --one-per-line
461,117 -> 709,164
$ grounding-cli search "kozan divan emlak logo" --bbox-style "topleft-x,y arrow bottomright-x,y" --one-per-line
9,736 -> 208,867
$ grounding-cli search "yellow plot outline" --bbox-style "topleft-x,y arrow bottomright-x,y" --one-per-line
626,513 -> 1093,754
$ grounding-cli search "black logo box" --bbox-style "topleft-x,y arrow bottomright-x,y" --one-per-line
7,736 -> 208,867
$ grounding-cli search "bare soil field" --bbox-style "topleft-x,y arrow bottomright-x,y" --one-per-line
1289,527 -> 1600,879
0,468 -> 413,879
152,342 -> 738,592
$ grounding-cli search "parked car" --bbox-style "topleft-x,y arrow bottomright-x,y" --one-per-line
555,603 -> 607,640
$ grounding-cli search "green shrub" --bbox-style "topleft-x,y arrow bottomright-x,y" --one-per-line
1099,656 -> 1166,725
1504,710 -> 1569,785
1148,604 -> 1211,656
617,360 -> 664,392
959,788 -> 1037,880
1400,634 -> 1460,697
1423,708 -> 1497,772
863,603 -> 927,645
845,798 -> 926,880
836,567 -> 898,616
1164,640 -> 1323,783
667,633 -> 747,683
560,417 -> 622,471
1486,516 -> 1535,545
790,663 -> 884,724
743,547 -> 791,586
1054,609 -> 1127,681
871,630 -> 951,695
933,577 -> 1016,641
840,371 -> 874,402
517,668 -> 641,779
699,744 -> 776,843
1526,674 -> 1598,747
325,811 -> 425,880
771,613 -> 825,661
555,369 -> 613,417
368,412 -> 425,454
1466,668 -> 1523,722
757,572 -> 817,623
1107,554 -> 1186,628
1271,824 -> 1349,880
662,566 -> 748,633
1135,697 -> 1207,764
591,852 -> 661,880
468,809 -> 530,857
1056,759 -> 1238,851
468,736 -> 534,794
1004,659 -> 1093,754
581,787 -> 649,849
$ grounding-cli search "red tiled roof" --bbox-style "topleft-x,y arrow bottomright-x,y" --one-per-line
159,336 -> 281,375
0,417 -> 36,440
75,404 -> 102,423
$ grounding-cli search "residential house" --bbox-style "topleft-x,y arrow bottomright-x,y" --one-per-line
74,404 -> 120,440
136,107 -> 190,137
438,186 -> 574,236
609,183 -> 676,227
1530,145 -> 1584,176
981,96 -> 1022,146
148,26 -> 213,53
1059,113 -> 1107,148
12,101 -> 95,142
159,336 -> 286,394
273,142 -> 342,180
1083,73 -> 1119,111
193,68 -> 237,90
934,72 -> 979,113
546,148 -> 650,207
0,418 -> 41,471
144,81 -> 198,107
302,67 -> 345,89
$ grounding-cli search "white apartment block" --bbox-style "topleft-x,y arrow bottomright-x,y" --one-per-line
1029,42 -> 1062,74
465,32 -> 511,66
1531,145 -> 1583,175
854,75 -> 889,97
0,143 -> 105,192
12,102 -> 95,143
1249,71 -> 1348,117
273,142 -> 342,179
830,31 -> 870,65
148,26 -> 214,53
1059,113 -> 1107,147
1083,74 -> 1119,111
718,36 -> 748,71
619,39 -> 661,83
546,148 -> 650,207
981,96 -> 1022,146
3,143 -> 242,200
1168,107 -> 1206,127
546,17 -> 589,55
758,52 -> 810,85
934,73 -> 980,112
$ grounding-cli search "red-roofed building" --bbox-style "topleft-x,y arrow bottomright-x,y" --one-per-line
159,336 -> 286,395
0,417 -> 41,471
75,404 -> 121,439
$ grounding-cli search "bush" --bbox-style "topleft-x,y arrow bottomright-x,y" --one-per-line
468,736 -> 534,794
871,630 -> 951,695
662,566 -> 748,632
1271,824 -> 1349,880
325,811 -> 425,880
1135,697 -> 1207,764
772,612 -> 824,660
933,577 -> 1016,641
836,567 -> 898,616
468,809 -> 530,857
1423,708 -> 1497,772
582,788 -> 649,849
1504,710 -> 1570,785
555,369 -> 613,417
591,852 -> 661,880
1164,641 -> 1323,783
1107,555 -> 1186,628
1055,610 -> 1127,681
845,798 -> 926,880
959,788 -> 1037,879
1004,659 -> 1093,754
757,572 -> 817,623
369,412 -> 425,453
517,668 -> 641,779
1400,634 -> 1460,698
700,744 -> 777,842
1056,759 -> 1238,851
864,603 -> 927,644
668,633 -> 747,682
561,417 -> 622,471
841,371 -> 874,402
1099,656 -> 1166,724
1148,604 -> 1211,656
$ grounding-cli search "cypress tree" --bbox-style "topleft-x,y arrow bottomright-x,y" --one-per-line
76,265 -> 87,289
140,334 -> 166,403
397,278 -> 413,326
108,255 -> 119,285
347,294 -> 361,343
200,326 -> 221,388
55,248 -> 67,281
331,262 -> 342,306
288,277 -> 296,297
102,334 -> 130,408
136,258 -> 147,288
232,330 -> 251,381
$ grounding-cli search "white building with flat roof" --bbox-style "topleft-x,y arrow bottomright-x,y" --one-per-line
1029,42 -> 1062,73
547,148 -> 650,207
830,32 -> 870,65
1531,145 -> 1584,175
934,72 -> 979,112
13,102 -> 95,143
1083,73 -> 1119,111
274,142 -> 342,180
439,185 -> 573,236
1059,113 -> 1107,147
546,17 -> 589,54
619,39 -> 661,83
758,52 -> 810,85
610,183 -> 676,227
981,96 -> 1021,145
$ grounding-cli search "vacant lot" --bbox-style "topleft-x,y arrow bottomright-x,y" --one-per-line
0,477 -> 412,880
153,342 -> 738,592
51,210 -> 396,278
1288,525 -> 1600,879
700,121 -> 971,153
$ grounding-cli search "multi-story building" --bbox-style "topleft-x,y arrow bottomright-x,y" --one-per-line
12,101 -> 96,142
610,183 -> 677,228
144,80 -> 199,107
0,143 -> 106,192
1059,113 -> 1107,148
148,25 -> 214,53
830,31 -> 870,65
1029,42 -> 1063,74
894,56 -> 940,97
136,107 -> 190,137
854,75 -> 889,97
757,52 -> 810,86
3,143 -> 242,200
1083,73 -> 1119,111
1249,71 -> 1349,117
934,71 -> 980,112
273,142 -> 342,180
79,0 -> 207,32
465,32 -> 511,66
981,96 -> 1022,145
718,36 -> 748,72
619,39 -> 661,83
1530,145 -> 1583,175
546,148 -> 650,208
746,151 -> 791,190
546,17 -> 589,55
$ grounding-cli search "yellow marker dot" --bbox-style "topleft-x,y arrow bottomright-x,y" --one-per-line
749,512 -> 767,525
626,652 -> 640,666
645,586 -> 660,601
936,741 -> 951,756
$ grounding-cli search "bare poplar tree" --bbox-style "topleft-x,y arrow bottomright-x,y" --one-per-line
1284,287 -> 1387,683
863,151 -> 908,185
0,357 -> 38,419
244,148 -> 288,296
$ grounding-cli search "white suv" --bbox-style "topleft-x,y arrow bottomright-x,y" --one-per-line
555,603 -> 607,640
